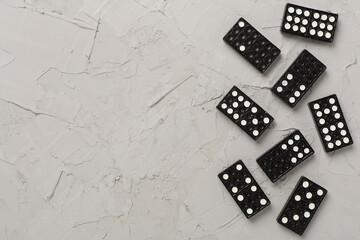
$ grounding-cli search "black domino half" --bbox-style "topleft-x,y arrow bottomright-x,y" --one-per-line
257,130 -> 314,183
277,176 -> 327,235
281,3 -> 338,42
271,50 -> 326,107
218,160 -> 270,218
308,94 -> 353,152
223,17 -> 281,72
217,86 -> 274,140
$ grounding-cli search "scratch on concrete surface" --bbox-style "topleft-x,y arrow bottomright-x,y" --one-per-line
46,171 -> 65,200
87,14 -> 102,62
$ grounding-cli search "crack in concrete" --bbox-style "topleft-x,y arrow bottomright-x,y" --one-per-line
87,14 -> 102,62
0,97 -> 77,125
344,54 -> 358,70
2,1 -> 97,31
148,74 -> 194,108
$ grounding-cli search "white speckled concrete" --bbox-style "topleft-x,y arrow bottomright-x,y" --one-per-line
0,0 -> 359,239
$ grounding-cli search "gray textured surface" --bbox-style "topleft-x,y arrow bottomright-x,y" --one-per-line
0,0 -> 359,239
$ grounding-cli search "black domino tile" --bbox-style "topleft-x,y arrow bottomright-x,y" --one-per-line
271,50 -> 326,107
218,160 -> 270,219
257,130 -> 314,183
217,86 -> 274,140
223,17 -> 281,72
308,94 -> 353,152
277,176 -> 327,235
281,3 -> 338,42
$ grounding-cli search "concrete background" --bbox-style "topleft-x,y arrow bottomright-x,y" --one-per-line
0,0 -> 359,239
